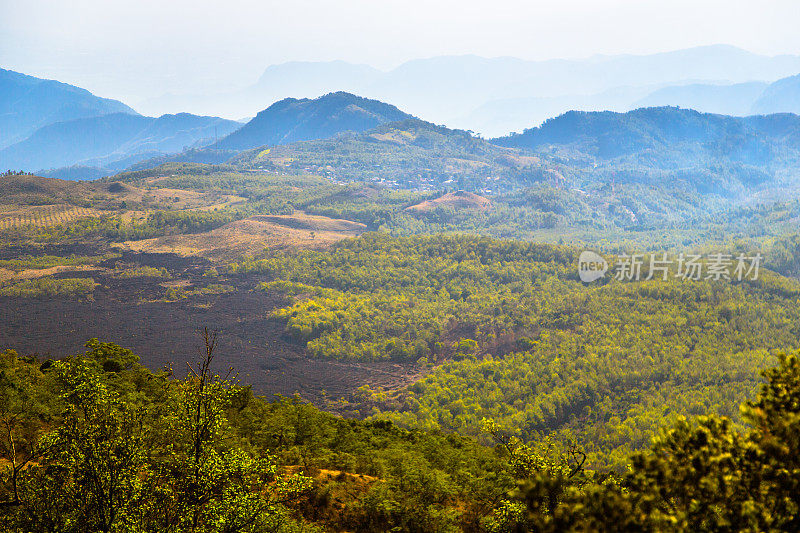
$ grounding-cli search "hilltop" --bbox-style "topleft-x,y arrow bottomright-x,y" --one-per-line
0,173 -> 90,204
752,73 -> 800,115
494,106 -> 800,160
492,107 -> 800,199
211,92 -> 413,151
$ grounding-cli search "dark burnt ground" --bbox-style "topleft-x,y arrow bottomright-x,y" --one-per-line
0,251 -> 417,405
0,242 -> 108,260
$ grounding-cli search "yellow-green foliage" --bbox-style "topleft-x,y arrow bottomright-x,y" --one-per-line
164,284 -> 234,300
113,265 -> 171,279
233,233 -> 800,470
0,277 -> 98,298
0,253 -> 119,272
0,341 -> 316,532
2,341 -> 800,531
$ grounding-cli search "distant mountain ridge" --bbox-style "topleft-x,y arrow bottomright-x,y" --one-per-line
135,45 -> 800,135
252,62 -> 381,98
0,68 -> 138,149
457,70 -> 800,136
211,91 -> 413,151
632,82 -> 769,116
752,74 -> 800,115
492,106 -> 800,198
494,106 -> 800,158
0,112 -> 240,176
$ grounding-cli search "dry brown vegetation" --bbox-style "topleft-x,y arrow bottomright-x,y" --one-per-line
406,190 -> 491,213
114,211 -> 367,261
0,264 -> 99,284
100,181 -> 245,210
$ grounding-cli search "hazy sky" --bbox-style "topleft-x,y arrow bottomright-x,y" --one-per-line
2,0 -> 800,104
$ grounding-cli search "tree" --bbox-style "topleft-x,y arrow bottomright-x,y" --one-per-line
17,354 -> 147,532
503,350 -> 800,532
147,328 -> 313,532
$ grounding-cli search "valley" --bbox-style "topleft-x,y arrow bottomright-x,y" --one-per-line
4,40 -> 800,530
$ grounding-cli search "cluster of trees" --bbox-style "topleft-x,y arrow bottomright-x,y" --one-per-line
0,276 -> 98,298
482,353 -> 800,531
2,171 -> 35,176
231,233 -> 575,359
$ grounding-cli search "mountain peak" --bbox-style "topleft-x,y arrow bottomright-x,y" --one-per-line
213,92 -> 413,151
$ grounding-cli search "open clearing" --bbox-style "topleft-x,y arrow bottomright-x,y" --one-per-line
0,249 -> 417,404
114,211 -> 367,261
0,264 -> 99,283
406,190 -> 491,214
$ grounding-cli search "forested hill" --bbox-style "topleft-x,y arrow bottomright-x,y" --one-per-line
752,73 -> 800,115
491,106 -> 800,200
231,118 -> 557,191
494,106 -> 800,164
4,268 -> 800,531
211,91 -> 413,151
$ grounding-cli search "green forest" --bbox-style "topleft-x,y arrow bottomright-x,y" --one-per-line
229,234 -> 800,470
3,334 -> 800,532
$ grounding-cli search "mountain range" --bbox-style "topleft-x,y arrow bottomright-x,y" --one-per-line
0,68 -> 137,149
752,74 -> 800,115
136,45 -> 800,135
0,112 -> 240,177
0,68 -> 418,177
3,45 -> 800,180
491,107 -> 800,205
218,105 -> 800,210
229,117 -> 534,192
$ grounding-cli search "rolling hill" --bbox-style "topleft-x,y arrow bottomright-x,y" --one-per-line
0,68 -> 138,150
751,73 -> 800,115
211,92 -> 413,151
487,107 -> 800,215
406,191 -> 491,213
0,112 -> 240,176
0,172 -> 89,204
495,106 -> 800,170
231,118 -> 555,192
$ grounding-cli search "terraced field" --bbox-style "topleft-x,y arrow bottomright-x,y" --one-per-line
0,204 -> 108,229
